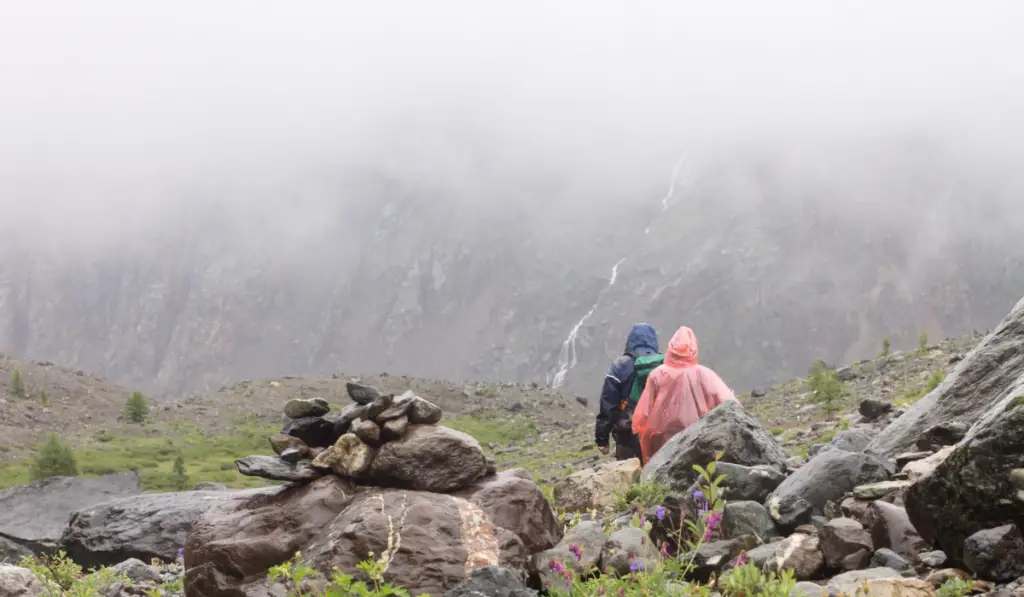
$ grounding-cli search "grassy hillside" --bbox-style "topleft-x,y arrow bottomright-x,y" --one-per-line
0,329 -> 984,491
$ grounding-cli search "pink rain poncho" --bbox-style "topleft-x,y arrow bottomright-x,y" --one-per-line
632,326 -> 738,464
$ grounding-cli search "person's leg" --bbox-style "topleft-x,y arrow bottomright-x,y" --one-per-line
614,434 -> 642,461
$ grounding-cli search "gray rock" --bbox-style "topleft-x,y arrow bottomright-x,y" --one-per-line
278,448 -> 304,463
0,472 -> 141,553
916,421 -> 970,452
765,533 -> 826,581
838,367 -> 858,382
405,392 -> 443,425
310,434 -> 375,478
687,536 -> 758,581
743,540 -> 784,569
235,455 -> 323,482
601,527 -> 662,576
345,382 -> 380,405
870,548 -> 913,573
717,462 -> 787,503
60,487 -> 273,568
331,403 -> 367,436
826,568 -> 904,597
916,550 -> 947,568
443,566 -> 536,597
0,564 -> 43,597
792,582 -> 826,597
766,450 -> 893,532
866,501 -> 928,560
283,397 -> 329,419
723,501 -> 781,543
820,518 -> 873,572
906,395 -> 1024,564
829,430 -> 874,454
853,480 -> 910,500
281,416 -> 338,448
369,425 -> 487,492
859,399 -> 893,421
353,419 -> 381,446
531,521 -> 607,586
381,415 -> 409,441
894,451 -> 933,468
109,558 -> 161,583
364,394 -> 395,421
869,296 -> 1024,458
641,401 -> 788,491
191,482 -> 227,491
0,537 -> 31,565
963,524 -> 1024,582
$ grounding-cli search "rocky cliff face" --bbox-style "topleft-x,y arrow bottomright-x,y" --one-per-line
1,147 -> 1021,398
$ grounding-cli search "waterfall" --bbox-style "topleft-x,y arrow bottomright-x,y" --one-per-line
548,155 -> 691,389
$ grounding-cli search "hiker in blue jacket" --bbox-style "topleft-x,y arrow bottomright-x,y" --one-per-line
595,323 -> 659,460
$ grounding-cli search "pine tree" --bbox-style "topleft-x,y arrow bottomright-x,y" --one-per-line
807,360 -> 846,417
171,452 -> 189,491
29,434 -> 79,481
124,391 -> 150,423
879,337 -> 891,358
10,369 -> 26,397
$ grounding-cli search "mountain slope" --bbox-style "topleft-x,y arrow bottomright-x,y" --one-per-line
1,141 -> 1021,398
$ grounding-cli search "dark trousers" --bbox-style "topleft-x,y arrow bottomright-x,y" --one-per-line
613,432 -> 642,461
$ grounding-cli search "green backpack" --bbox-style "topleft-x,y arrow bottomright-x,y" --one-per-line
628,353 -> 664,403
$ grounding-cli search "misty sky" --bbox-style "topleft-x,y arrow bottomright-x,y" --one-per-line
2,1 -> 1024,237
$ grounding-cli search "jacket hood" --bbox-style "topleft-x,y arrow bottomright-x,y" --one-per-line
665,326 -> 699,367
625,323 -> 659,356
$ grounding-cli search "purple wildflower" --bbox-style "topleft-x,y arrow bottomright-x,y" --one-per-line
656,506 -> 666,521
630,561 -> 645,573
734,552 -> 749,567
568,544 -> 582,562
177,547 -> 185,559
693,489 -> 706,502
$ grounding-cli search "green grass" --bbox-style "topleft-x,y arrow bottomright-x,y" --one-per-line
445,415 -> 538,447
0,418 -> 281,491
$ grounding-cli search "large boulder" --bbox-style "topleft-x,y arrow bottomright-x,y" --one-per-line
763,533 -> 826,581
0,537 -> 31,565
0,472 -> 141,553
766,450 -> 893,532
904,395 -> 1024,564
722,501 -> 781,544
554,458 -> 641,512
61,487 -> 274,568
369,425 -> 488,493
457,470 -> 562,554
304,490 -> 526,596
820,518 -> 873,572
185,476 -> 359,597
868,296 -> 1024,458
0,565 -> 43,597
962,524 -> 1024,582
865,501 -> 928,561
641,401 -> 788,491
716,462 -> 786,503
185,471 -> 557,597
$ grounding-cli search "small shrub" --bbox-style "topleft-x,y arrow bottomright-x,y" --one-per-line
10,368 -> 26,397
20,551 -> 127,597
918,331 -> 929,352
124,391 -> 150,423
29,434 -> 79,481
937,577 -> 974,597
925,369 -> 945,392
613,479 -> 672,512
879,337 -> 891,358
171,451 -> 189,490
806,360 -> 846,417
37,389 -> 50,406
269,552 -> 410,596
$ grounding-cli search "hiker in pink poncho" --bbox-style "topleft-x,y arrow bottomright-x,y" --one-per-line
632,326 -> 739,464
